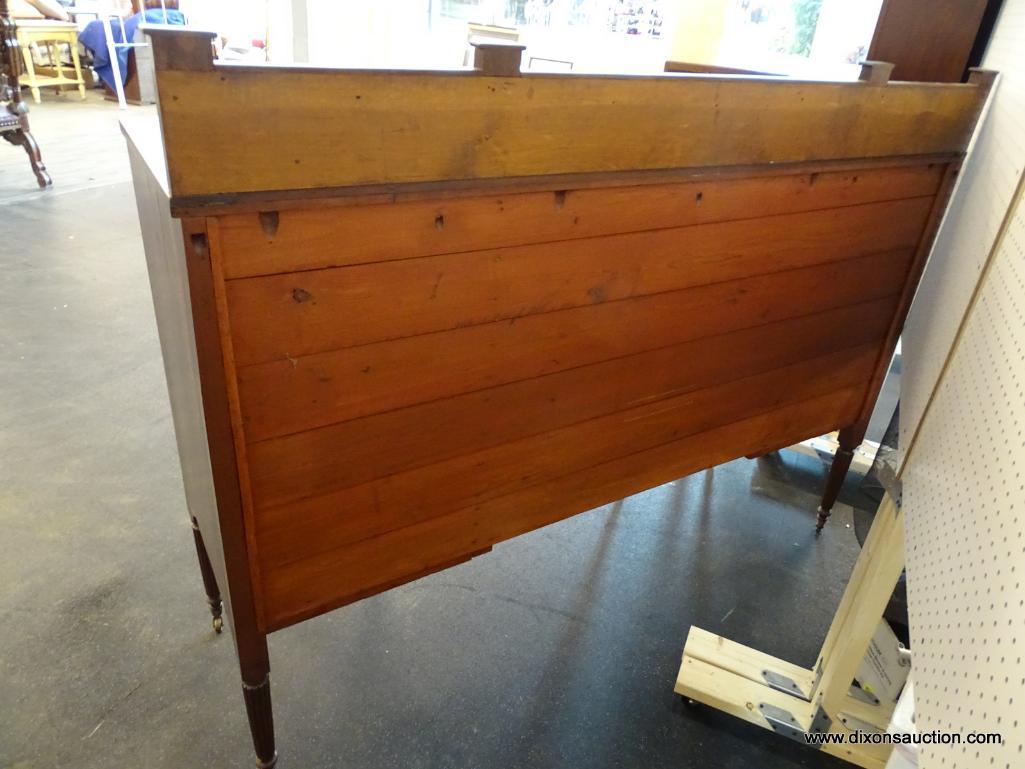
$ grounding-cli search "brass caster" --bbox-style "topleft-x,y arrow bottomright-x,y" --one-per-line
213,615 -> 224,634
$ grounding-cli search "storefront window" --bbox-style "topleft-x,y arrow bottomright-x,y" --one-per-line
300,0 -> 880,77
705,0 -> 884,76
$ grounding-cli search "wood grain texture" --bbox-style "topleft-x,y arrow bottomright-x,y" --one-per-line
216,164 -> 944,279
205,220 -> 267,631
676,653 -> 889,768
260,388 -> 864,629
849,162 -> 963,431
178,217 -> 269,670
172,155 -> 956,219
152,64 -> 985,199
244,297 -> 897,502
255,345 -> 880,570
868,0 -> 990,83
226,196 -> 933,367
236,249 -> 913,447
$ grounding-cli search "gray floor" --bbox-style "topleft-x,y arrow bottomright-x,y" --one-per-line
2,93 -> 867,769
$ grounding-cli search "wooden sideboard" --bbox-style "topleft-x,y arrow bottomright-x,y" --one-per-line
125,29 -> 993,767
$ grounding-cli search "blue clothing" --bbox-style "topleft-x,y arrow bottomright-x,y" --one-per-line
79,9 -> 186,90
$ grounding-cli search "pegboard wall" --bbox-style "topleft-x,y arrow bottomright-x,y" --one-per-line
903,188 -> 1025,769
900,0 -> 1025,459
901,4 -> 1025,765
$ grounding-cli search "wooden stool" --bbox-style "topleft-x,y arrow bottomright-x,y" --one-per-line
15,19 -> 85,103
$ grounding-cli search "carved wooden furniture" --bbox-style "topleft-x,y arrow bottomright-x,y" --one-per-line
14,18 -> 85,103
125,28 -> 992,767
1,0 -> 50,187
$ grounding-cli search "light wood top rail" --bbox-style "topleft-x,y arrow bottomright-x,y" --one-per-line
142,29 -> 994,209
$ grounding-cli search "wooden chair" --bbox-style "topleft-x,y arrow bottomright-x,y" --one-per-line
1,0 -> 51,187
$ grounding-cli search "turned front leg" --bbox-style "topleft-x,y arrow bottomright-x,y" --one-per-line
816,425 -> 863,532
242,671 -> 277,768
190,516 -> 224,632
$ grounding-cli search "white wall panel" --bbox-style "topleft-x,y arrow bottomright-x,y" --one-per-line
899,0 -> 1025,462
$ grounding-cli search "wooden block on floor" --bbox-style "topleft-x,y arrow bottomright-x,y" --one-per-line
676,628 -> 892,769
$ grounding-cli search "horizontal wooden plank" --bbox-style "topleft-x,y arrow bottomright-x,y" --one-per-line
151,53 -> 985,198
246,297 -> 896,504
174,155 -> 958,218
259,388 -> 863,630
675,653 -> 889,768
237,249 -> 912,445
216,164 -> 943,278
682,626 -> 816,695
226,196 -> 933,366
255,345 -> 879,569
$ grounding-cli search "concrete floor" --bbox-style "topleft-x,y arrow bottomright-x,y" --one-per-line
2,92 -> 869,769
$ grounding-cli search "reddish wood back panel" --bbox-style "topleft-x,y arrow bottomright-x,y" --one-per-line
263,389 -> 867,628
204,162 -> 945,630
245,297 -> 897,503
226,196 -> 932,367
237,248 -> 912,444
257,345 -> 880,571
216,164 -> 944,279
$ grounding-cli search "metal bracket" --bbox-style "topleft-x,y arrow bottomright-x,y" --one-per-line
759,703 -> 806,743
839,712 -> 885,735
810,703 -> 833,736
761,669 -> 811,701
759,702 -> 832,749
810,656 -> 824,692
876,459 -> 902,509
848,683 -> 881,706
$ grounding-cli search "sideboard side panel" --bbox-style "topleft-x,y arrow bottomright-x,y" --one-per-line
179,216 -> 269,669
127,140 -> 228,607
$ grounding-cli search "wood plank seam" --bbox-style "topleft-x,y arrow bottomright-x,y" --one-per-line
253,347 -> 879,568
258,384 -> 866,576
219,190 -> 939,281
259,389 -> 862,628
230,244 -> 920,376
240,296 -> 904,481
239,287 -> 906,462
171,154 -> 957,218
240,297 -> 899,502
231,251 -> 912,450
222,195 -> 937,369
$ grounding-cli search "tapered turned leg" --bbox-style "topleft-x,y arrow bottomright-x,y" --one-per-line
3,129 -> 51,188
190,516 -> 224,633
816,426 -> 862,532
21,130 -> 50,188
243,674 -> 278,768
